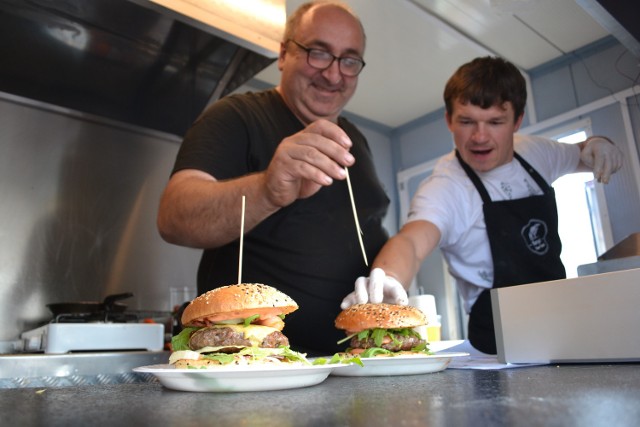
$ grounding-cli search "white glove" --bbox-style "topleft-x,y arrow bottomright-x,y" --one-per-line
341,268 -> 409,309
580,137 -> 623,184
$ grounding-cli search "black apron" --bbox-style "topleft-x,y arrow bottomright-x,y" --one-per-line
456,150 -> 566,354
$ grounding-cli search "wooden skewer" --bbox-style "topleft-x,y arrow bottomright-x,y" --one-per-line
345,167 -> 368,266
238,195 -> 246,284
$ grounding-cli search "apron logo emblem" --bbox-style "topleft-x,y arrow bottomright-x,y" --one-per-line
521,219 -> 549,255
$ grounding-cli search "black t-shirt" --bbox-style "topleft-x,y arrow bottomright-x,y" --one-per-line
172,89 -> 390,355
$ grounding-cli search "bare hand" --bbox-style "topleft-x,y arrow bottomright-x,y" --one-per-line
263,119 -> 355,207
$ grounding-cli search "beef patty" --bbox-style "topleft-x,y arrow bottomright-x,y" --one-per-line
349,332 -> 425,352
188,326 -> 289,353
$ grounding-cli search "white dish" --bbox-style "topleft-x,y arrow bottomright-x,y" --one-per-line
330,352 -> 470,377
133,363 -> 351,392
428,340 -> 465,353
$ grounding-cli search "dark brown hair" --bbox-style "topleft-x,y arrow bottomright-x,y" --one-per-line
444,56 -> 527,121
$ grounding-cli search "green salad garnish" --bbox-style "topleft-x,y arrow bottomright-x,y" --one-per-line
171,327 -> 199,351
312,353 -> 364,367
244,314 -> 260,327
336,327 -> 431,357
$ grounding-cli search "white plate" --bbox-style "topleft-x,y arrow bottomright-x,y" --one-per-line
428,340 -> 465,353
133,363 -> 351,392
329,352 -> 470,377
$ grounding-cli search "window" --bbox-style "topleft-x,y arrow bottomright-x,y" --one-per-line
552,131 -> 597,277
544,122 -> 612,277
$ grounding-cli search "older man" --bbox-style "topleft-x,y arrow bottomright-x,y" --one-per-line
157,1 -> 389,355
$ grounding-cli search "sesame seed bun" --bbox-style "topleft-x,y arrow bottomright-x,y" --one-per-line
335,303 -> 427,332
181,283 -> 298,328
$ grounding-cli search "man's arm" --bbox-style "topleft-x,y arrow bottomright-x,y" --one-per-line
157,119 -> 356,249
372,220 -> 442,287
157,170 -> 279,248
342,220 -> 441,307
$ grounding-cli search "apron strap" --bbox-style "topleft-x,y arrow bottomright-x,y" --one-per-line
455,150 -> 492,203
513,152 -> 552,194
455,150 -> 553,202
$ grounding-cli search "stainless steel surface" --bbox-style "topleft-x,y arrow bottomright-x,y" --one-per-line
0,0 -> 275,136
0,351 -> 168,388
20,323 -> 165,354
0,92 -> 200,343
0,0 -> 278,344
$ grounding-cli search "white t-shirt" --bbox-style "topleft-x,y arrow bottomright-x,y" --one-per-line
407,134 -> 581,313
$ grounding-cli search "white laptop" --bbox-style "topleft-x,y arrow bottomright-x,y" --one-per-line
491,268 -> 640,364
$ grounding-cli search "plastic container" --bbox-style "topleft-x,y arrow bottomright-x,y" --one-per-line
408,294 -> 441,342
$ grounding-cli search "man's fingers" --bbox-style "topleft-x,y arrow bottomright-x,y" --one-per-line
340,293 -> 357,309
368,268 -> 386,303
383,278 -> 408,305
304,119 -> 353,150
593,151 -> 606,182
354,276 -> 369,305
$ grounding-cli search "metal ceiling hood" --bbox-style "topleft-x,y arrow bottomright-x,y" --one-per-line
0,0 -> 285,136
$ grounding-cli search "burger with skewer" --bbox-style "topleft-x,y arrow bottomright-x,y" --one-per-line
169,283 -> 310,367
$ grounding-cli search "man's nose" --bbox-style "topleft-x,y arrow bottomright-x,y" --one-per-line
471,124 -> 488,142
321,59 -> 343,84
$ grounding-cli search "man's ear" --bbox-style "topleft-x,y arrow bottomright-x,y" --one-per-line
514,113 -> 524,132
277,42 -> 286,71
445,111 -> 453,131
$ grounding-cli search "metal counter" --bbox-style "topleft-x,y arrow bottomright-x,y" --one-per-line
0,351 -> 168,388
1,363 -> 639,426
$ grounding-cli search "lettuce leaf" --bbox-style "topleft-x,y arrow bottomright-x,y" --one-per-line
244,314 -> 260,327
360,347 -> 394,358
196,346 -> 311,366
337,328 -> 424,347
336,327 -> 431,356
312,353 -> 364,367
171,327 -> 200,351
198,352 -> 236,365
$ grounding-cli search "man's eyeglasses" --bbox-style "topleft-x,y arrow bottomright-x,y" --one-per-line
288,39 -> 365,77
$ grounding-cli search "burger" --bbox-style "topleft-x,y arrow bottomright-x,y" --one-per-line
169,283 -> 310,367
334,303 -> 431,357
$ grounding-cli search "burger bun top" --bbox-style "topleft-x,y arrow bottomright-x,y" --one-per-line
335,303 -> 427,332
181,283 -> 298,327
